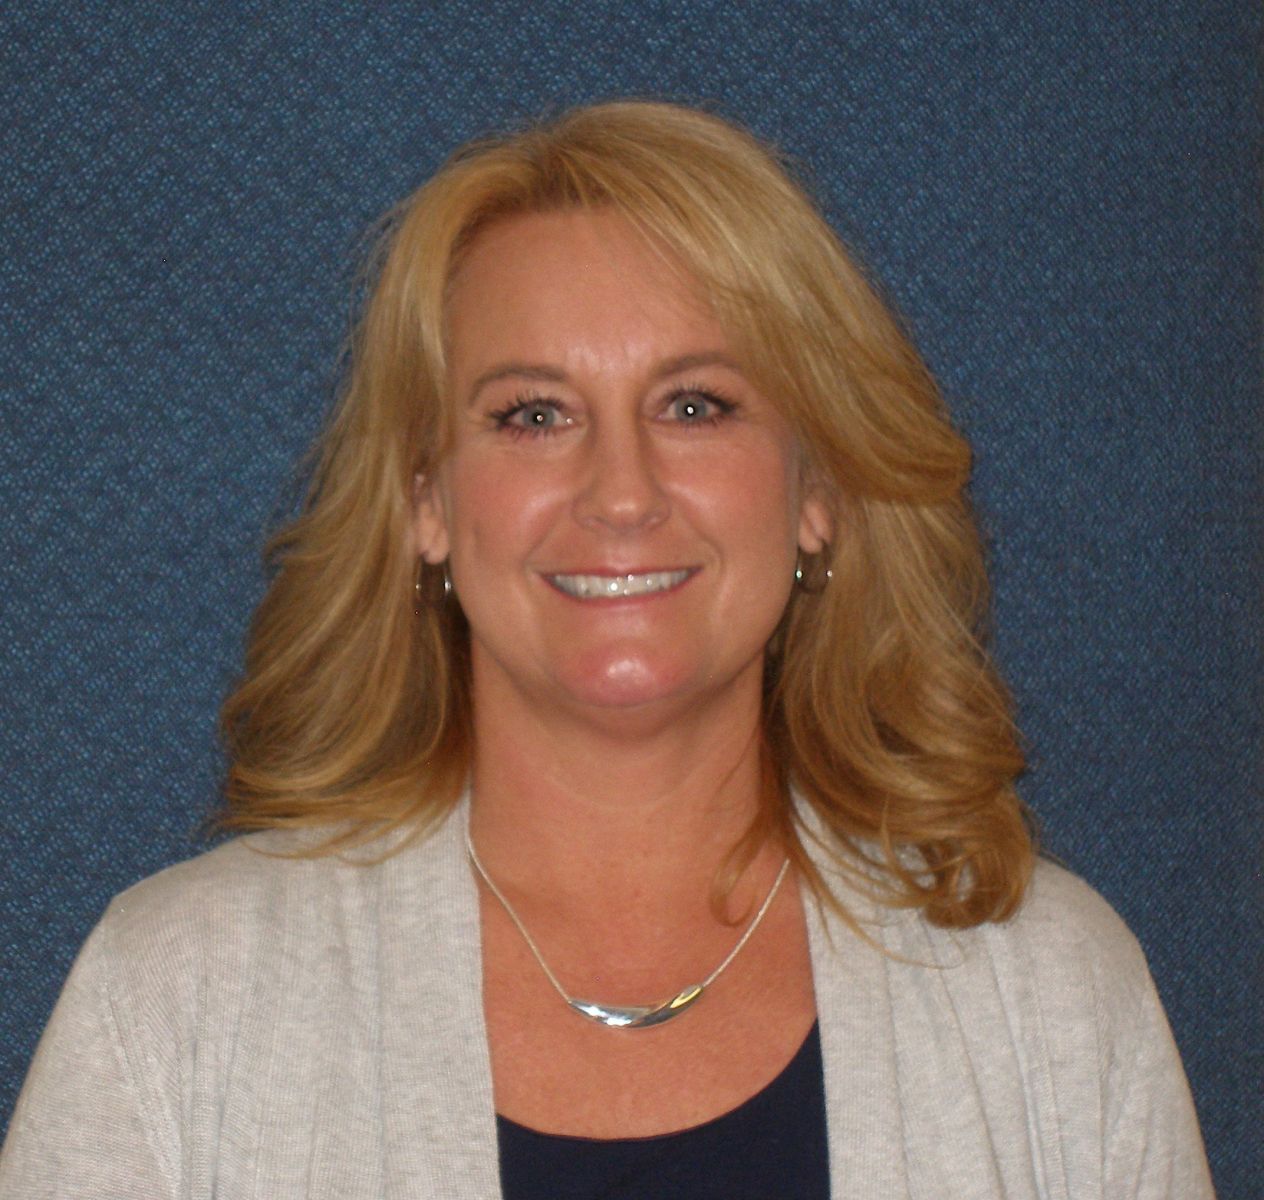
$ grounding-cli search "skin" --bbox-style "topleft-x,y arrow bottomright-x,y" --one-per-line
412,210 -> 829,1137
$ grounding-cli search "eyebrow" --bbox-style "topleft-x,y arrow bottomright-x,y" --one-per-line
465,351 -> 744,406
466,364 -> 567,405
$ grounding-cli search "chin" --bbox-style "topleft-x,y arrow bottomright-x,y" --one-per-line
555,652 -> 699,712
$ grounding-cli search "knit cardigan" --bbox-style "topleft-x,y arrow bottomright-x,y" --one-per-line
0,796 -> 1214,1198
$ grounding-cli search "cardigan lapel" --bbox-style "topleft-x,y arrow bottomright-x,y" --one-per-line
802,822 -> 1051,1200
802,859 -> 911,1199
377,797 -> 503,1200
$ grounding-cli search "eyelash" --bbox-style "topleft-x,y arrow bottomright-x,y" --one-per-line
488,393 -> 562,439
662,385 -> 737,427
488,385 -> 737,439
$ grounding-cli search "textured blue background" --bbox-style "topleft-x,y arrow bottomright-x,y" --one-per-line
1,3 -> 1258,1194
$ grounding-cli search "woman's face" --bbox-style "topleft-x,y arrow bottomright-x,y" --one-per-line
414,209 -> 830,722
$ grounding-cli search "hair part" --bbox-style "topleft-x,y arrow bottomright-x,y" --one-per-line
218,100 -> 1033,928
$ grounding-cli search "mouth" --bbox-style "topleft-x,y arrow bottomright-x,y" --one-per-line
546,569 -> 695,600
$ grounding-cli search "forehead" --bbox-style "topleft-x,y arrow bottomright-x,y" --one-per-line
444,210 -> 727,383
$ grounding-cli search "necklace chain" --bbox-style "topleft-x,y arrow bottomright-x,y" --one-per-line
465,828 -> 790,1029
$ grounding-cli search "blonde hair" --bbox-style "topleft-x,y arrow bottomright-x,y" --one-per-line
219,100 -> 1032,927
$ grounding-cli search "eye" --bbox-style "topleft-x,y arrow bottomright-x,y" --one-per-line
490,397 -> 570,437
663,388 -> 736,426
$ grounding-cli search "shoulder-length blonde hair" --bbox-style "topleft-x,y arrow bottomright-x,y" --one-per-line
219,100 -> 1032,927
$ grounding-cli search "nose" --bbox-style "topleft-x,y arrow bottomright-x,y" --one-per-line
572,416 -> 670,533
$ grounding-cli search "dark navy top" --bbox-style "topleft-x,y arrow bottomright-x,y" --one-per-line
496,1021 -> 830,1199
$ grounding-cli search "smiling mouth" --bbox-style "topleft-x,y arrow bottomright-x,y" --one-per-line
546,569 -> 695,600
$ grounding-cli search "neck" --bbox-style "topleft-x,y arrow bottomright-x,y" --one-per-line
466,660 -> 774,904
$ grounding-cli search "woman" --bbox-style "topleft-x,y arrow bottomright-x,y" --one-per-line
0,102 -> 1212,1198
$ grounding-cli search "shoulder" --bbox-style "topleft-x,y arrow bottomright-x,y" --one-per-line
91,813 -> 468,995
77,835 -> 320,1029
1011,856 -> 1141,945
101,832 -> 328,960
887,862 -> 1208,1184
87,827 -> 424,1013
798,802 -> 1150,1006
816,837 -> 1152,999
876,857 -> 1161,1039
984,857 -> 1154,1015
1001,857 -> 1147,963
890,857 -> 1169,1098
824,854 -> 1162,1048
109,831 -> 298,916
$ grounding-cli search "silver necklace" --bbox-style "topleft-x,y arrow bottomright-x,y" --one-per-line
466,830 -> 790,1029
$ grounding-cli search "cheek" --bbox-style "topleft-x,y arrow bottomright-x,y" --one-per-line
443,455 -> 561,564
687,442 -> 803,555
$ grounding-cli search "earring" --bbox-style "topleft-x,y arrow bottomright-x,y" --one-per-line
794,549 -> 833,594
414,560 -> 454,612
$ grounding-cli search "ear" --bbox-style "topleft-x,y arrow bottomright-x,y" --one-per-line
412,472 -> 450,564
797,490 -> 834,556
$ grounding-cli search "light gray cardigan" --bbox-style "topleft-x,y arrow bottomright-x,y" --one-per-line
0,797 -> 1213,1198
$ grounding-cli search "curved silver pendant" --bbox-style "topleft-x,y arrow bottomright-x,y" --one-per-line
567,983 -> 705,1028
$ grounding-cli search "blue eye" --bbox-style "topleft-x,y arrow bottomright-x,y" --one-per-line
665,389 -> 735,424
516,402 -> 557,429
492,398 -> 566,436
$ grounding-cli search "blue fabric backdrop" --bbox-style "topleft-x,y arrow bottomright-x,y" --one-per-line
1,3 -> 1258,1194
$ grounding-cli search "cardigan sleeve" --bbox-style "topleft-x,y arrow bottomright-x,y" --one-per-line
1015,863 -> 1217,1200
1100,963 -> 1216,1199
0,921 -> 177,1199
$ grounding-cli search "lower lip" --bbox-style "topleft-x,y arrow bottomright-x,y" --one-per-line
543,569 -> 698,603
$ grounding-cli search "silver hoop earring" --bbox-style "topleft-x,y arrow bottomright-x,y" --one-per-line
794,549 -> 833,594
413,560 -> 453,612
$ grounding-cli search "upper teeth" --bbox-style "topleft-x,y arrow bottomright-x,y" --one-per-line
550,570 -> 691,599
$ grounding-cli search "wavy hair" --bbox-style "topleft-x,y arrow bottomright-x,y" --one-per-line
218,100 -> 1032,927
